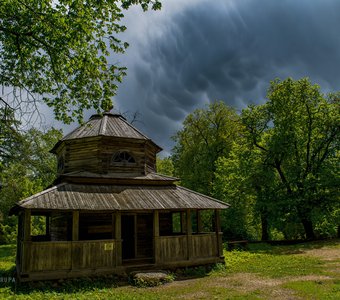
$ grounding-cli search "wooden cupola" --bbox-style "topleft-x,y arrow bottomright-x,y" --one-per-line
50,113 -> 162,179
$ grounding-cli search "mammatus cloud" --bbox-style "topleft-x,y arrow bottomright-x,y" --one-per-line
72,0 -> 340,153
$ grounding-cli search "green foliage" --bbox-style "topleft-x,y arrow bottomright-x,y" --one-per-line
0,224 -> 17,244
0,0 -> 161,124
130,273 -> 175,288
0,244 -> 16,274
214,143 -> 262,240
0,127 -> 61,243
172,101 -> 242,196
156,156 -> 174,176
241,78 -> 340,239
171,78 -> 339,241
31,216 -> 46,236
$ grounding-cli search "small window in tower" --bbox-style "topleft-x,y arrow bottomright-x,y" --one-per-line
111,151 -> 136,164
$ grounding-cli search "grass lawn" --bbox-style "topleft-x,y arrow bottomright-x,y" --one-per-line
0,239 -> 339,299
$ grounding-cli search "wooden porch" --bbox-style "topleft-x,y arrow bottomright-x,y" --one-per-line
16,209 -> 224,282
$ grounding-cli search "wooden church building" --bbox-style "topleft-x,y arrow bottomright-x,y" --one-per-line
10,113 -> 229,282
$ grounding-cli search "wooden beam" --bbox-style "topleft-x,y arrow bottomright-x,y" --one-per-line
72,211 -> 79,241
23,209 -> 31,241
22,209 -> 31,273
186,209 -> 192,260
215,209 -> 223,257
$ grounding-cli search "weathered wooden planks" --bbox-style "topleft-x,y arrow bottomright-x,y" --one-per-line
157,236 -> 188,263
25,240 -> 117,272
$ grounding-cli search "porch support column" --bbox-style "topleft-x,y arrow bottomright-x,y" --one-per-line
186,209 -> 192,260
153,211 -> 160,263
215,209 -> 223,257
23,209 -> 31,242
72,211 -> 79,241
115,211 -> 122,266
22,209 -> 31,273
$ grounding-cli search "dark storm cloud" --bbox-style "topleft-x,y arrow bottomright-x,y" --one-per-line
116,0 -> 340,153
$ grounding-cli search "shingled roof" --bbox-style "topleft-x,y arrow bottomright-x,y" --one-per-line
51,113 -> 162,153
10,183 -> 230,213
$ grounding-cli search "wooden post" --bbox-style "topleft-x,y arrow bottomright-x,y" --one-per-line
215,209 -> 223,257
153,211 -> 160,263
23,209 -> 31,242
186,209 -> 192,260
197,210 -> 203,233
115,211 -> 122,266
22,209 -> 31,273
72,211 -> 79,241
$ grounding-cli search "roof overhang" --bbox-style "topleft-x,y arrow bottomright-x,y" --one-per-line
10,183 -> 230,215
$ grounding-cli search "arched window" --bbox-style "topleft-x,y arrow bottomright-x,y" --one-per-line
111,151 -> 136,164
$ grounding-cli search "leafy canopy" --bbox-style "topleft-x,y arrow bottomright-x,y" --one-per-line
172,101 -> 242,196
0,0 -> 161,123
242,78 -> 339,239
0,127 -> 62,216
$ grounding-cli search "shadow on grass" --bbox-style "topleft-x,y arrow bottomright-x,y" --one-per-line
11,275 -> 129,295
246,238 -> 340,255
172,265 -> 217,281
11,266 -> 215,295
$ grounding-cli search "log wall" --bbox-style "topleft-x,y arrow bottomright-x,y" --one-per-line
59,137 -> 158,175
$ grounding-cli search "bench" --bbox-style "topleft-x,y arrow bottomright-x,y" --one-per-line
227,240 -> 248,251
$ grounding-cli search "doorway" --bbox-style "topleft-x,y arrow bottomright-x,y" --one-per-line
121,213 -> 154,261
121,215 -> 135,259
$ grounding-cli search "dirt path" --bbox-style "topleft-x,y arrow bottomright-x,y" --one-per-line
154,242 -> 340,300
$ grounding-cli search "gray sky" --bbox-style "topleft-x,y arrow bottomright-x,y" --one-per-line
55,0 -> 340,155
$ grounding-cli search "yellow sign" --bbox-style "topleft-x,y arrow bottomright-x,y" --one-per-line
104,243 -> 114,251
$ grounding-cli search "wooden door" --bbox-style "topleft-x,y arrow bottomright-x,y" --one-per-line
136,214 -> 153,258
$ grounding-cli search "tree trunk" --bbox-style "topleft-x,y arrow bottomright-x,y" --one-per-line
261,213 -> 269,241
301,218 -> 315,240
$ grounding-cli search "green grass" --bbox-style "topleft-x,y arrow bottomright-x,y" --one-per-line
0,240 -> 339,299
283,280 -> 340,300
0,244 -> 16,275
223,248 -> 324,278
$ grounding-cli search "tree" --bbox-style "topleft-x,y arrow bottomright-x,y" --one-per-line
172,101 -> 242,196
213,142 -> 259,240
0,99 -> 21,171
0,127 -> 62,243
242,78 -> 339,239
0,0 -> 161,124
156,156 -> 174,177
